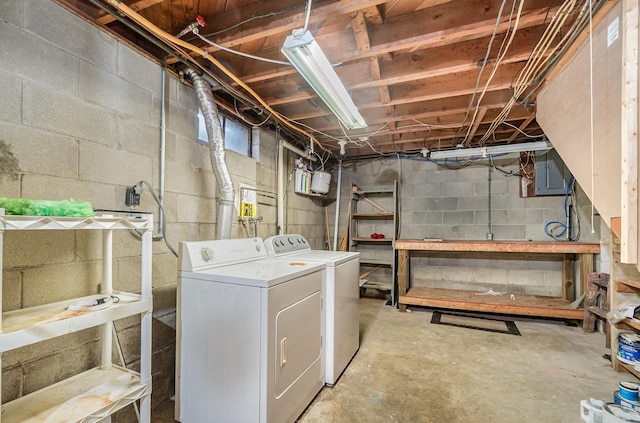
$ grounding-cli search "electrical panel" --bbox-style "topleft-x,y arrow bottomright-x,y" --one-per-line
535,149 -> 571,196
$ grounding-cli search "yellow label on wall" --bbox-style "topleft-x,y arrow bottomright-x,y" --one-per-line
239,188 -> 257,218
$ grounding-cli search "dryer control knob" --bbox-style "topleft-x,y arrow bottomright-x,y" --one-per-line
200,247 -> 214,262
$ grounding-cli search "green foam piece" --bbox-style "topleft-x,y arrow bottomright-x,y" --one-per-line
0,197 -> 95,217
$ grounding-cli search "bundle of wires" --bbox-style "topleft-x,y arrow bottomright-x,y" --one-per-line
0,197 -> 94,217
544,176 -> 580,241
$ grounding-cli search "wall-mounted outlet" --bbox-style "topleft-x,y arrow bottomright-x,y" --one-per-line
125,185 -> 141,207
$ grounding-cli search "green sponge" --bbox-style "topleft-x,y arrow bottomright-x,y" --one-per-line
0,197 -> 95,217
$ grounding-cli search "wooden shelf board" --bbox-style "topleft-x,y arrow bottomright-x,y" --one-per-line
618,360 -> 640,379
361,282 -> 392,291
352,212 -> 394,218
617,279 -> 640,291
0,293 -> 152,352
616,318 -> 640,332
396,239 -> 600,254
360,259 -> 393,266
586,306 -> 608,319
353,190 -> 394,195
1,365 -> 149,423
399,287 -> 584,319
352,237 -> 393,243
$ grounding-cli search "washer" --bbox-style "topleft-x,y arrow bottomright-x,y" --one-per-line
176,237 -> 325,423
264,234 -> 360,385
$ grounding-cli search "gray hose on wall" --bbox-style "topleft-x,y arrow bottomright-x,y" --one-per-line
184,68 -> 235,239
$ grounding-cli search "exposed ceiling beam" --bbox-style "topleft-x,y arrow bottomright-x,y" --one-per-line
97,0 -> 163,24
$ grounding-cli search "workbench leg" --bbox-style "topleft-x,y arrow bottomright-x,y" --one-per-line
397,249 -> 408,312
579,253 -> 594,299
562,254 -> 575,302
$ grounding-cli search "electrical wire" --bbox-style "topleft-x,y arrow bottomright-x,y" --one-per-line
100,0 -> 332,154
544,176 -> 581,241
303,0 -> 313,33
194,32 -> 291,66
501,121 -> 540,138
129,180 -> 178,257
234,98 -> 272,127
480,0 -> 598,143
452,0 -> 510,142
464,0 -> 524,145
199,4 -> 301,38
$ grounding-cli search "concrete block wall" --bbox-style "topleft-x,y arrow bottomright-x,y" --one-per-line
329,157 -> 602,297
0,1 -> 324,420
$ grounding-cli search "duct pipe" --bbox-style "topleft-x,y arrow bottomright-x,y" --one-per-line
185,68 -> 235,239
333,161 -> 342,251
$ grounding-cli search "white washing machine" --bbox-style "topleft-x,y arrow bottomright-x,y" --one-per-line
264,234 -> 360,385
176,237 -> 325,423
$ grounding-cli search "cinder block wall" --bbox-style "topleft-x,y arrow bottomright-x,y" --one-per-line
329,158 -> 602,297
0,1 -> 323,420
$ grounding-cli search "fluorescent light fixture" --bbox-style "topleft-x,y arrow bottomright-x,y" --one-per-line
282,30 -> 367,130
430,140 -> 552,160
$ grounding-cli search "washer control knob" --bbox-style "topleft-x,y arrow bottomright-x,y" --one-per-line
200,247 -> 214,262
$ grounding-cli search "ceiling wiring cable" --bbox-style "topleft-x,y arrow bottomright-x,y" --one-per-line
519,0 -> 606,106
233,98 -> 272,127
194,32 -> 291,66
480,0 -> 596,143
198,4 -> 302,38
465,0 -> 525,146
452,0 -> 509,142
501,121 -> 540,138
100,0 -> 332,155
303,0 -> 313,33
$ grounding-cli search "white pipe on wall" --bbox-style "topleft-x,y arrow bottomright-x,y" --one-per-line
277,141 -> 285,235
333,161 -> 342,251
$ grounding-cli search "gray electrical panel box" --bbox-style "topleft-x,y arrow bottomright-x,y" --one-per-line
535,149 -> 571,196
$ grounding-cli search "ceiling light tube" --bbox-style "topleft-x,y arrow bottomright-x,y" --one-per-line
429,140 -> 552,160
282,30 -> 367,130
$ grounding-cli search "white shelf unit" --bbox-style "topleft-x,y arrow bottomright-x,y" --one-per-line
0,213 -> 153,423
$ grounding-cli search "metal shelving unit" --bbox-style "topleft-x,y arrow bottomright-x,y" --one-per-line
349,181 -> 398,304
0,213 -> 153,422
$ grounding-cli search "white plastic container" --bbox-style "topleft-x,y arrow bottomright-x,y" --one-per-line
581,398 -> 604,423
603,404 -> 640,423
310,171 -> 331,194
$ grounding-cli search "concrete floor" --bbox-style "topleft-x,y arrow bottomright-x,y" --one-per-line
156,297 -> 625,422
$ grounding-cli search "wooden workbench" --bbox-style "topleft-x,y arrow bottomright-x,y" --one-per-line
396,240 -> 601,319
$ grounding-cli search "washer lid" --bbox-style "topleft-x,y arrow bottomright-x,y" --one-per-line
277,250 -> 360,266
180,258 -> 324,288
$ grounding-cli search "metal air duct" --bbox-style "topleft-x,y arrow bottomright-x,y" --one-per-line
184,68 -> 235,239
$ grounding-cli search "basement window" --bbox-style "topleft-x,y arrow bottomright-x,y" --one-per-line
197,109 -> 252,157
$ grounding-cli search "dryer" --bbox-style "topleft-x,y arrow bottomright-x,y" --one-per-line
264,234 -> 360,385
176,237 -> 325,423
